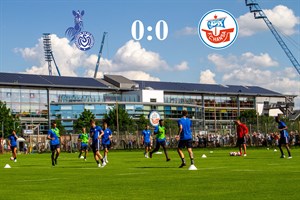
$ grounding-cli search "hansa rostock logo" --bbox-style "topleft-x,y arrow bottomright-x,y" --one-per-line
198,9 -> 238,49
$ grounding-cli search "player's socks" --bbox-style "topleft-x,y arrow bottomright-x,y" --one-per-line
191,158 -> 194,165
96,160 -> 100,164
78,153 -> 82,158
279,147 -> 284,156
287,148 -> 291,157
181,158 -> 185,163
55,154 -> 59,165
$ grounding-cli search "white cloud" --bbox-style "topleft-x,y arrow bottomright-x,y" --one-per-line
174,61 -> 189,71
241,52 -> 279,67
115,71 -> 160,81
208,54 -> 239,71
112,40 -> 169,71
221,67 -> 300,109
199,69 -> 216,84
15,35 -> 87,76
238,5 -> 300,36
175,26 -> 198,36
207,52 -> 300,109
15,36 -> 173,78
208,52 -> 278,72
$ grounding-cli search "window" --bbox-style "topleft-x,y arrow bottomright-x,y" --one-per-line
150,98 -> 156,103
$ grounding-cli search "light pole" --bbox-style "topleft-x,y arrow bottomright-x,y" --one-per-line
237,90 -> 241,117
1,121 -> 3,140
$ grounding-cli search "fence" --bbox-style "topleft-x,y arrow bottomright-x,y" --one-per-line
1,130 -> 299,154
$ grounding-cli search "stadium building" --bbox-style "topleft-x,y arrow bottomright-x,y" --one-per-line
0,72 -> 296,134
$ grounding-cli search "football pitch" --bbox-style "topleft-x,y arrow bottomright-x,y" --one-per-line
0,148 -> 299,200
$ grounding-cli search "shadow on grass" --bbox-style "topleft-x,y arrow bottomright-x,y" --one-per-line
134,166 -> 174,169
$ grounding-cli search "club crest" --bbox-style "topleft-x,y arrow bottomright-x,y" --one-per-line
198,9 -> 238,49
65,10 -> 94,51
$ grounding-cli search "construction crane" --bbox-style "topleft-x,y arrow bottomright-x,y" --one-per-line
94,32 -> 108,78
245,0 -> 300,75
43,33 -> 61,76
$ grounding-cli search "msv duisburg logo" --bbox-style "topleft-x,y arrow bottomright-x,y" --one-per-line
65,10 -> 94,51
198,9 -> 238,49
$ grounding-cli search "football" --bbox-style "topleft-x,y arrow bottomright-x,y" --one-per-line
229,152 -> 235,156
10,157 -> 14,161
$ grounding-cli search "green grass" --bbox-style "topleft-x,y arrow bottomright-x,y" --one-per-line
0,147 -> 299,200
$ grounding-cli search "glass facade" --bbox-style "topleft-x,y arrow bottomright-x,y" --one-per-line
0,87 -> 48,117
0,86 -> 259,134
164,94 -> 202,105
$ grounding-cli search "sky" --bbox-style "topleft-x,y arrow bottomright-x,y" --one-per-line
0,0 -> 299,108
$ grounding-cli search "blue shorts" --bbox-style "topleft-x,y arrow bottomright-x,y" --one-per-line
91,143 -> 100,153
80,144 -> 88,151
178,139 -> 193,149
102,143 -> 111,150
144,142 -> 151,147
279,137 -> 289,145
11,146 -> 17,153
50,144 -> 60,152
155,140 -> 166,147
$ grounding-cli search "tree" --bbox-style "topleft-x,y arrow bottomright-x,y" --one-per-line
73,109 -> 96,132
164,119 -> 179,136
239,109 -> 257,125
104,106 -> 134,132
54,118 -> 66,135
136,115 -> 148,131
0,101 -> 20,138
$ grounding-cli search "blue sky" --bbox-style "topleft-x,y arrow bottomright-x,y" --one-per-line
0,0 -> 299,107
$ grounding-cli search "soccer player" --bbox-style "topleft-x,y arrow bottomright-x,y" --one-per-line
8,130 -> 18,162
235,119 -> 248,156
141,125 -> 152,158
47,122 -> 60,166
149,119 -> 171,161
78,127 -> 89,161
90,119 -> 106,167
275,116 -> 292,159
177,110 -> 196,169
102,120 -> 112,163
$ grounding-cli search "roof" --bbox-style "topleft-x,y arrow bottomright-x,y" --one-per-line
0,72 -> 287,97
0,72 -> 108,89
104,74 -> 137,89
134,80 -> 284,96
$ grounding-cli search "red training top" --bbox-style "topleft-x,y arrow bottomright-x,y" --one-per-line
237,123 -> 248,138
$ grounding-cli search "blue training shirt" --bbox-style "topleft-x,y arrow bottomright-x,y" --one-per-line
90,126 -> 102,144
278,121 -> 289,138
102,128 -> 112,145
48,129 -> 60,146
8,134 -> 18,147
178,117 -> 193,140
142,129 -> 151,143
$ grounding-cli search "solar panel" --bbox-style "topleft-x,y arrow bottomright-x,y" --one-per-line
134,80 -> 282,96
41,75 -> 107,88
0,72 -> 283,96
0,72 -> 108,88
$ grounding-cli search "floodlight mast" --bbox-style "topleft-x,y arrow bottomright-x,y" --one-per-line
43,33 -> 61,76
94,32 -> 108,78
245,0 -> 300,75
